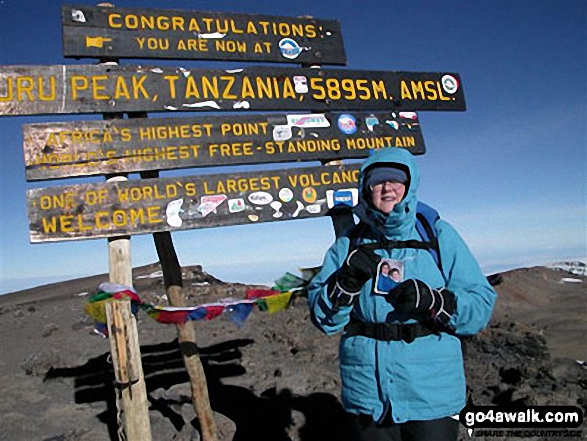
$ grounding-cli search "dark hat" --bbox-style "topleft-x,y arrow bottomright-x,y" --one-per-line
364,166 -> 408,189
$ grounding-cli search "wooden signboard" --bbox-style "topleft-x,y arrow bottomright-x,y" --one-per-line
27,163 -> 362,242
0,65 -> 465,116
62,5 -> 346,65
23,111 -> 425,181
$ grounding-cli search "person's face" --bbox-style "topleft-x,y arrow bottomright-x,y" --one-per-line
391,270 -> 400,282
370,181 -> 406,214
381,265 -> 390,275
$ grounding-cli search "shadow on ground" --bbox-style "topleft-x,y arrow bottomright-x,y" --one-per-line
45,338 -> 352,441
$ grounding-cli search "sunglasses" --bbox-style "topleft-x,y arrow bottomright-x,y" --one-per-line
369,181 -> 405,191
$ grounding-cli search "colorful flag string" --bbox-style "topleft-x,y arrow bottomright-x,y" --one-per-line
85,268 -> 319,337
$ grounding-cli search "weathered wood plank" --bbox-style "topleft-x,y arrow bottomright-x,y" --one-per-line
0,65 -> 466,116
23,112 -> 425,180
62,4 -> 346,65
106,301 -> 152,440
27,163 -> 362,242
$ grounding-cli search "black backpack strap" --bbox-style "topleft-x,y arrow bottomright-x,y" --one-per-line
348,221 -> 372,250
358,238 -> 435,253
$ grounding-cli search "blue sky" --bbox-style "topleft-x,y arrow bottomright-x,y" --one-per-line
0,0 -> 585,294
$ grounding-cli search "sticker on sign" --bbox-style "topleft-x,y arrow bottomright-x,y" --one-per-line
286,114 -> 330,128
326,188 -> 358,208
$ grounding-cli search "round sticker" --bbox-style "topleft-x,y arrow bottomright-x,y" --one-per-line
248,214 -> 259,222
248,191 -> 273,205
279,38 -> 303,59
441,75 -> 459,94
279,188 -> 294,203
337,114 -> 357,135
302,187 -> 317,203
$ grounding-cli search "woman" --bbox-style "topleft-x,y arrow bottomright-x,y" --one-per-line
376,262 -> 395,293
307,148 -> 496,441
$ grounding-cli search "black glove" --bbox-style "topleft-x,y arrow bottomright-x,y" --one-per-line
328,247 -> 381,308
387,279 -> 457,326
337,247 -> 381,293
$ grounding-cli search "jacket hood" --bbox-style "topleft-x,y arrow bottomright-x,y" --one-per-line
354,148 -> 420,238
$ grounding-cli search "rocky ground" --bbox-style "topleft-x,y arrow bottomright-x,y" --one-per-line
0,263 -> 585,440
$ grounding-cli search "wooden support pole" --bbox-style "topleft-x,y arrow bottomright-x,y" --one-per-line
140,166 -> 218,441
105,300 -> 152,441
98,47 -> 151,436
106,201 -> 152,440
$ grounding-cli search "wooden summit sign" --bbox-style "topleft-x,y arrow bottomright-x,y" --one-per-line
23,111 -> 425,180
0,65 -> 465,116
27,163 -> 361,242
62,5 -> 346,65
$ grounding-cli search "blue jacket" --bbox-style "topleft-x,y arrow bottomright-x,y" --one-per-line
307,148 -> 496,424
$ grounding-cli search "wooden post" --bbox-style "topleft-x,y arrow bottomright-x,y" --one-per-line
139,167 -> 219,441
106,178 -> 152,441
105,300 -> 152,440
98,20 -> 151,433
166,282 -> 219,441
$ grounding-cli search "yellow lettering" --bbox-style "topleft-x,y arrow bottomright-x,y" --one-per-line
129,207 -> 145,226
41,217 -> 57,233
310,78 -> 326,100
147,206 -> 162,224
96,212 -> 110,229
0,77 -> 13,102
401,81 -> 412,99
438,82 -> 451,101
169,16 -> 183,31
120,128 -> 132,142
46,132 -> 58,147
132,76 -> 149,99
38,76 -> 56,101
372,80 -> 387,99
185,76 -> 200,99
283,78 -> 296,99
112,210 -> 127,227
188,18 -> 201,32
411,81 -> 425,99
221,76 -> 237,99
91,75 -> 109,100
185,183 -> 196,197
341,79 -> 356,100
141,15 -> 155,30
201,76 -> 219,99
164,75 -> 179,99
17,76 -> 35,101
246,21 -> 257,34
241,77 -> 255,99
424,81 -> 438,100
256,77 -> 272,99
71,75 -> 89,100
356,79 -> 371,100
108,13 -> 122,28
112,76 -> 130,100
59,215 -> 74,232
